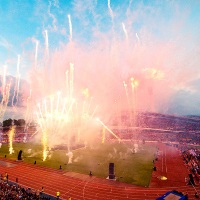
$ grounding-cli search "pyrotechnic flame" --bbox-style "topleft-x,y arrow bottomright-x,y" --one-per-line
42,130 -> 48,161
8,125 -> 15,154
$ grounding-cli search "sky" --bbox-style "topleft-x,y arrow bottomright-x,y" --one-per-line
1,0 -> 200,117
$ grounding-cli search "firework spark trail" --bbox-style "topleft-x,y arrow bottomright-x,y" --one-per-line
68,14 -> 73,42
123,81 -> 130,108
108,0 -> 114,20
53,97 -> 69,145
0,66 -> 11,121
24,89 -> 32,134
136,33 -> 140,44
66,70 -> 69,97
91,105 -> 98,119
82,101 -> 86,119
97,118 -> 121,142
102,127 -> 106,143
56,91 -> 61,113
44,99 -> 47,116
12,55 -> 21,106
11,82 -> 16,107
87,97 -> 93,117
1,82 -> 11,118
57,98 -> 68,136
44,30 -> 49,60
37,95 -> 58,159
35,61 -> 99,160
130,78 -> 139,127
15,74 -> 21,106
78,99 -> 87,142
61,97 -> 67,115
35,40 -> 39,69
88,0 -> 99,29
38,103 -> 45,125
123,80 -> 133,127
122,22 -> 128,41
50,95 -> 53,121
0,66 -> 6,104
37,103 -> 48,161
48,1 -> 57,31
36,90 -> 98,161
108,0 -> 118,70
1,66 -> 6,94
69,63 -> 74,101
127,0 -> 133,13
37,94 -> 65,160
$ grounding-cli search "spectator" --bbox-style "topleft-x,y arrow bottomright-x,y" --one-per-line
89,171 -> 93,176
195,192 -> 199,198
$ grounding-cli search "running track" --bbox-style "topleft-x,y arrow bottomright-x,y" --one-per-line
0,143 -> 199,200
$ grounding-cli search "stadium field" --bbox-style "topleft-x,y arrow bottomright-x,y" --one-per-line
0,141 -> 157,186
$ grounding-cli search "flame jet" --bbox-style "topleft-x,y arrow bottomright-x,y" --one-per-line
8,121 -> 15,154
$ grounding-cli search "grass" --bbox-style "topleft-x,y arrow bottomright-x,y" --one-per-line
0,141 -> 157,186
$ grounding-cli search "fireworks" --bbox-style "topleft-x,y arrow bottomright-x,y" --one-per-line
0,0 -> 196,161
0,66 -> 11,121
68,14 -> 73,42
35,64 -> 99,161
96,118 -> 121,143
8,123 -> 15,154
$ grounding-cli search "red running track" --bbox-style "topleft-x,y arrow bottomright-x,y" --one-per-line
0,143 -> 199,200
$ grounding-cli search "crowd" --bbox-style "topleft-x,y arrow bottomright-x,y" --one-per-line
182,148 -> 200,184
0,174 -> 52,200
0,181 -> 50,200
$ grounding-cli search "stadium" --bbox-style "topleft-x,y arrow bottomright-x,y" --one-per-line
0,112 -> 199,199
0,0 -> 200,199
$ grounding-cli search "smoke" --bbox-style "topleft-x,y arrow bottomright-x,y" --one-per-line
1,0 -> 200,119
47,2 -> 199,115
